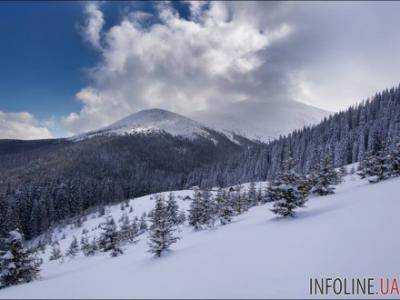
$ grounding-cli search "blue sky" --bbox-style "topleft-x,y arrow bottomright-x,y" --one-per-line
0,2 -> 92,121
1,1 -> 400,139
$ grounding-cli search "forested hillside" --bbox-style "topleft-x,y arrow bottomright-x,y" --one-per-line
0,131 -> 253,239
188,85 -> 400,187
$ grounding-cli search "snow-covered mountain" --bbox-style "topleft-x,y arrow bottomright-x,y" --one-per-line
75,108 -> 249,145
1,167 -> 399,298
189,99 -> 330,142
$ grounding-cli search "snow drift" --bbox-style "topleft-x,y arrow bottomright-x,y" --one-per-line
0,171 -> 398,299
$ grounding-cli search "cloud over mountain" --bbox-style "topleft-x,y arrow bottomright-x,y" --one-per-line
62,1 -> 292,134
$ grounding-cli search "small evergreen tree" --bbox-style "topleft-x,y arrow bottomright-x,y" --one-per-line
148,196 -> 179,257
215,188 -> 234,225
99,216 -> 122,256
0,229 -> 41,288
256,186 -> 264,204
387,142 -> 400,177
338,165 -> 347,182
176,211 -> 186,225
166,193 -> 180,226
358,145 -> 390,183
201,189 -> 217,227
248,182 -> 258,207
311,154 -> 340,195
269,157 -> 307,217
139,214 -> 148,233
66,236 -> 79,258
82,237 -> 98,257
188,190 -> 203,230
119,213 -> 138,243
49,242 -> 63,261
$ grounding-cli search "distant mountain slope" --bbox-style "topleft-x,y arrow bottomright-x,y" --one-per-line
75,108 -> 251,146
0,112 -> 256,239
189,99 -> 330,142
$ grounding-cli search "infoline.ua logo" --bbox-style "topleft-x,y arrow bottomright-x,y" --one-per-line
309,277 -> 400,296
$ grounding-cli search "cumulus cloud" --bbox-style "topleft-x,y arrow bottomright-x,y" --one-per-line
0,111 -> 53,140
82,2 -> 104,50
62,1 -> 400,135
62,1 -> 292,134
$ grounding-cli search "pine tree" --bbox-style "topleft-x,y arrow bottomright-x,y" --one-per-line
82,237 -> 97,257
139,214 -> 148,233
200,189 -> 217,228
0,229 -> 41,288
188,190 -> 203,230
311,154 -> 340,195
119,213 -> 138,243
231,185 -> 247,214
256,186 -> 264,204
176,211 -> 186,225
148,196 -> 179,257
387,142 -> 400,177
269,157 -> 307,217
215,188 -> 234,225
358,144 -> 390,183
188,189 -> 216,230
166,193 -> 179,226
99,216 -> 122,256
49,242 -> 63,261
247,182 -> 258,207
338,165 -> 347,182
66,236 -> 79,257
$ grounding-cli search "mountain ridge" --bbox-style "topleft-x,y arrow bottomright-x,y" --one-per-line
189,99 -> 330,142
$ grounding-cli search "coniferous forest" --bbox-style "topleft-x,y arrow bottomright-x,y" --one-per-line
1,85 -> 400,240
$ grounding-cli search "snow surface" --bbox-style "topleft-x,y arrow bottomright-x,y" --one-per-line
74,109 -> 214,141
1,170 -> 399,299
189,99 -> 330,142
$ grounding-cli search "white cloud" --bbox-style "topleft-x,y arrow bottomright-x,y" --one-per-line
0,111 -> 53,140
62,1 -> 292,134
82,2 -> 104,50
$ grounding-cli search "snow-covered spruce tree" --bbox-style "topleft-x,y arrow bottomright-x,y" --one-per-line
177,211 -> 186,225
247,182 -> 258,207
201,189 -> 217,228
256,186 -> 264,204
269,157 -> 307,217
188,189 -> 216,230
119,213 -> 138,243
338,165 -> 347,182
215,188 -> 234,225
297,174 -> 314,199
139,213 -> 148,234
188,190 -> 203,230
49,242 -> 63,261
231,185 -> 248,215
0,229 -> 41,288
80,235 -> 96,256
99,216 -> 123,256
166,192 -> 180,226
66,236 -> 79,258
358,144 -> 390,183
387,142 -> 400,177
82,237 -> 97,257
148,196 -> 179,257
311,154 -> 340,196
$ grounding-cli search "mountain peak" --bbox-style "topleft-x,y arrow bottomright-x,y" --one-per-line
76,108 -> 213,140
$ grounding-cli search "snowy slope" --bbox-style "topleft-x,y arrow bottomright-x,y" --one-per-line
189,99 -> 330,142
1,171 -> 399,299
74,109 -> 244,144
